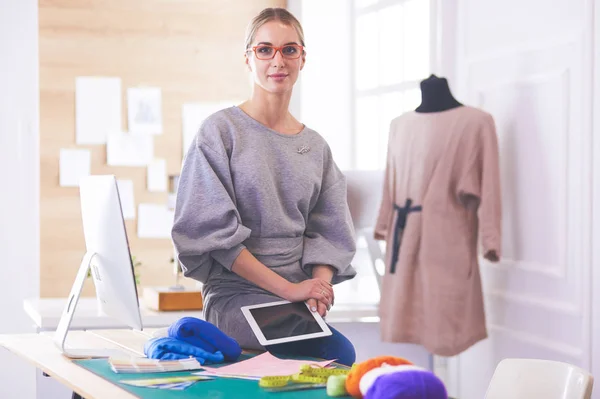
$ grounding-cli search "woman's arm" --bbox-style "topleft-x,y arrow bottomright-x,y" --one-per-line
231,249 -> 334,307
311,264 -> 335,283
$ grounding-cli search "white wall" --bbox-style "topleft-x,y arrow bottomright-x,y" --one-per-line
289,0 -> 353,170
450,0 -> 594,398
0,0 -> 40,398
434,0 -> 459,83
592,1 -> 600,391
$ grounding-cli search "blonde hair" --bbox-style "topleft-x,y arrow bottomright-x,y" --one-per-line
244,8 -> 305,50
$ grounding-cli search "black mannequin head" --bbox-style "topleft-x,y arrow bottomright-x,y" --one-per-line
415,74 -> 462,113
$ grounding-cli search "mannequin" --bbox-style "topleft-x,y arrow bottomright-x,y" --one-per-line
415,74 -> 462,113
414,74 -> 498,262
374,71 -> 502,358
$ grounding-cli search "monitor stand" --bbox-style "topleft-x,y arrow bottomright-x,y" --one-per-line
53,251 -> 133,359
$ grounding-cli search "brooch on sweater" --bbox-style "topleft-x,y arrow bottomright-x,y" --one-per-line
297,145 -> 310,154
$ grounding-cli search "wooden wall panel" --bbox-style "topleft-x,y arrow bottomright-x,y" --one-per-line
39,0 -> 285,297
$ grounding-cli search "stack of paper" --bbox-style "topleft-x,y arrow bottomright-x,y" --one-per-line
109,357 -> 203,374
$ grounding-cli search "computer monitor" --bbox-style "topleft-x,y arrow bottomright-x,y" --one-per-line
53,175 -> 143,358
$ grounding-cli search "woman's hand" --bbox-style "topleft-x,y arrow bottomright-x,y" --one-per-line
306,298 -> 329,317
305,264 -> 336,316
284,278 -> 334,308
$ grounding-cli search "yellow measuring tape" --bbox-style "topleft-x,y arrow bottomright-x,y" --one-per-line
259,364 -> 350,389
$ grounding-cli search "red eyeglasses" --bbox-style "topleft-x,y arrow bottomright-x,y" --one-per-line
247,44 -> 304,60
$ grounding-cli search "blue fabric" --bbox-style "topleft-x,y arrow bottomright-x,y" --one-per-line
265,324 -> 356,367
168,317 -> 242,361
144,337 -> 225,364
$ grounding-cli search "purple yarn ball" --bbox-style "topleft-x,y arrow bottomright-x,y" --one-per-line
364,370 -> 448,399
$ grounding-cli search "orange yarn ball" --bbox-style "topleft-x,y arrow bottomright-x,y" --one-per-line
345,356 -> 413,398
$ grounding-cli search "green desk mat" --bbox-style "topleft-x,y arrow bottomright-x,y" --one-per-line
74,354 -> 353,399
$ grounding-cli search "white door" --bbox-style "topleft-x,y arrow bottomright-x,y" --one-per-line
592,0 -> 600,395
446,0 -> 594,398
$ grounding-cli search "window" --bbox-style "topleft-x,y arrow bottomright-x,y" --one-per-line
352,0 -> 434,170
292,0 -> 436,307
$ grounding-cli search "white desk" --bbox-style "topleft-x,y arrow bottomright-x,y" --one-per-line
10,296 -> 379,399
17,298 -> 441,399
21,297 -> 382,399
1,329 -> 161,399
23,297 -> 379,332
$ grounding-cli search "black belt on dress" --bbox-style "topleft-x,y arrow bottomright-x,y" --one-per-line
390,198 -> 422,274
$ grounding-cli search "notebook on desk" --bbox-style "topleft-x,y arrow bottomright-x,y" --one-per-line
109,357 -> 204,374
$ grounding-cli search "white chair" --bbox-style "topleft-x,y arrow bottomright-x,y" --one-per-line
485,358 -> 594,399
343,169 -> 386,291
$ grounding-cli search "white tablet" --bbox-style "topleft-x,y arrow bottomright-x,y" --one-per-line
240,300 -> 332,346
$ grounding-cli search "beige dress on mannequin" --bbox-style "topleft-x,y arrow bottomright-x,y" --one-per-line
374,105 -> 502,357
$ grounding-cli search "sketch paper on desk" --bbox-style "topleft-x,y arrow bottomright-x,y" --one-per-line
182,101 -> 241,158
147,158 -> 167,192
116,179 -> 136,220
137,203 -> 175,238
198,352 -> 335,379
76,76 -> 122,145
107,131 -> 154,167
127,87 -> 162,135
59,149 -> 91,187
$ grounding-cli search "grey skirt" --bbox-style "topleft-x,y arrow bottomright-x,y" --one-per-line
202,260 -> 312,350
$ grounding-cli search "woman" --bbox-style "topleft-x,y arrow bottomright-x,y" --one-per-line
171,7 -> 357,366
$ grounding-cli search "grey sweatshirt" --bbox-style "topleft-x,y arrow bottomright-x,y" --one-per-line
171,106 -> 357,349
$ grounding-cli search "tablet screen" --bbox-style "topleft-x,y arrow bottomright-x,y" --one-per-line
248,302 -> 324,341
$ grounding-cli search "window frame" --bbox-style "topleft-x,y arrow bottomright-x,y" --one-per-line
349,0 -> 438,170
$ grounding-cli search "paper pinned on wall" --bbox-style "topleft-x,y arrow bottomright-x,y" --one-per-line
147,158 -> 167,192
181,101 -> 241,158
59,148 -> 91,187
116,179 -> 136,220
107,131 -> 154,167
137,203 -> 175,239
127,87 -> 162,135
76,76 -> 122,145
